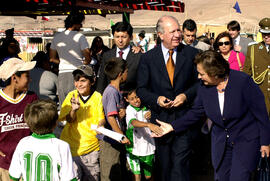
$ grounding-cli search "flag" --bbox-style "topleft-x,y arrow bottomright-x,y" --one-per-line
41,16 -> 50,21
110,19 -> 115,27
233,1 -> 241,13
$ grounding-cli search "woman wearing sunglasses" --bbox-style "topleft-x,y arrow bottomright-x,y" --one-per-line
214,31 -> 245,71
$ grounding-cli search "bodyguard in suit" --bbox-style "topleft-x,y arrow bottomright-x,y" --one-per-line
96,22 -> 141,94
243,17 -> 270,115
153,50 -> 270,181
182,19 -> 210,52
227,20 -> 253,56
137,15 -> 199,181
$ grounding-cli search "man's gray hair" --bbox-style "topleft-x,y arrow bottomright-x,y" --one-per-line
156,15 -> 180,33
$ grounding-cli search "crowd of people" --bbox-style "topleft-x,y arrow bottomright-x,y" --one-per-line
0,10 -> 270,181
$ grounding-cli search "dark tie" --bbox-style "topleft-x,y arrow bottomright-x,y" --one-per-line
166,49 -> 175,86
119,50 -> 124,58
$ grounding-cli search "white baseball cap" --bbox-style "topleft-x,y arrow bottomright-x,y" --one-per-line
0,58 -> 36,81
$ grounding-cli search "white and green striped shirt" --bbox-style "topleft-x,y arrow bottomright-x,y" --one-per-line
9,133 -> 76,181
125,105 -> 155,156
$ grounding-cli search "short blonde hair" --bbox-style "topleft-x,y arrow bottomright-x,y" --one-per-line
24,99 -> 58,135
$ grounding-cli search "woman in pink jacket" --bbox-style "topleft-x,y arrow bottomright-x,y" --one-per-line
214,31 -> 245,71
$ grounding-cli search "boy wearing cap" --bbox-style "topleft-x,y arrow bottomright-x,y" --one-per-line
243,17 -> 270,115
59,65 -> 104,181
0,58 -> 38,180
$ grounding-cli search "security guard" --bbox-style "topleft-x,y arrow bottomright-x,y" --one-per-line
243,18 -> 270,115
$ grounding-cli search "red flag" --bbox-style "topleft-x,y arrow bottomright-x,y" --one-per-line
41,16 -> 50,21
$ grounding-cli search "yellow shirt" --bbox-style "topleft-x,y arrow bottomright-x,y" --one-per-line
59,90 -> 104,156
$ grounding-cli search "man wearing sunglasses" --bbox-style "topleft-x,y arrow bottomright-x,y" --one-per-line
243,18 -> 270,115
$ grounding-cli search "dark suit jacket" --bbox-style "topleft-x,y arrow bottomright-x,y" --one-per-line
96,47 -> 141,94
137,43 -> 199,128
171,70 -> 270,171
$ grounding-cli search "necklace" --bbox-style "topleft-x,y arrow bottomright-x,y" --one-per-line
216,77 -> 228,93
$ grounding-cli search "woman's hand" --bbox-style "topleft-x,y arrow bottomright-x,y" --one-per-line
260,145 -> 270,157
151,119 -> 174,137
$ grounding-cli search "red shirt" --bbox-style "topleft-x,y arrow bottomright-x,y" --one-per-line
0,90 -> 38,170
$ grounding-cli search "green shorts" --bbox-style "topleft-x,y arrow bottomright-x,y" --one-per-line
126,153 -> 154,176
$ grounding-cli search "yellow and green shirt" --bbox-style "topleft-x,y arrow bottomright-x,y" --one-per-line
59,90 -> 104,156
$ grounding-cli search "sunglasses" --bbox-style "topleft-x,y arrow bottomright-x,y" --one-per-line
218,41 -> 230,46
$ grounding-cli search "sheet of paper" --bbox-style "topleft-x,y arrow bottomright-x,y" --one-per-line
91,125 -> 124,142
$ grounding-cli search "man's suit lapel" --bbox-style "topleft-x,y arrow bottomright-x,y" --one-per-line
154,46 -> 172,84
174,44 -> 186,78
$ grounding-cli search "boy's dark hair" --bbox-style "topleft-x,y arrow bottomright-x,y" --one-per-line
24,99 -> 58,135
138,32 -> 145,39
227,20 -> 241,31
64,11 -> 85,29
111,22 -> 133,37
73,70 -> 95,84
104,57 -> 127,80
182,19 -> 197,31
126,89 -> 136,98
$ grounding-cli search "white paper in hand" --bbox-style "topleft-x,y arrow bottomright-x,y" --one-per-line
91,125 -> 125,142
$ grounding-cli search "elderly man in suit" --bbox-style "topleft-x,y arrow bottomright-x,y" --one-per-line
243,18 -> 270,115
96,22 -> 141,94
227,20 -> 253,56
137,15 -> 199,181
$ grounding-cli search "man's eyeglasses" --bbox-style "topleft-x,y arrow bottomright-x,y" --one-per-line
218,41 -> 230,46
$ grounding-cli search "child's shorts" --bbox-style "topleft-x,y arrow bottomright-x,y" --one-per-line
126,152 -> 154,176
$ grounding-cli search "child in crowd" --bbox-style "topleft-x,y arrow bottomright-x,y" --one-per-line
125,89 -> 162,181
0,58 -> 38,180
59,65 -> 104,181
100,57 -> 130,181
9,100 -> 76,181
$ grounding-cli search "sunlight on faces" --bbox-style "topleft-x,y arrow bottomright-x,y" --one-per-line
228,29 -> 239,39
74,77 -> 91,96
262,33 -> 270,45
125,91 -> 141,108
183,29 -> 196,45
15,72 -> 31,92
197,63 -> 217,86
113,31 -> 131,50
159,18 -> 181,50
218,37 -> 231,55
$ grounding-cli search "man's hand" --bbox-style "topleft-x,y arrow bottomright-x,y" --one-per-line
144,111 -> 151,120
261,145 -> 270,157
158,96 -> 173,109
172,93 -> 187,107
234,45 -> 242,52
151,119 -> 174,137
0,150 -> 5,157
131,46 -> 142,54
70,94 -> 80,111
